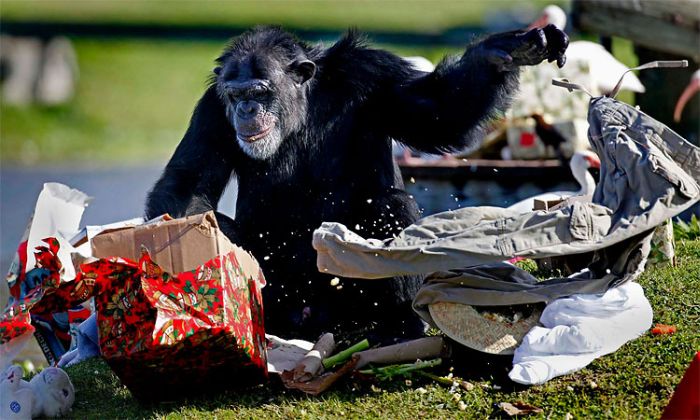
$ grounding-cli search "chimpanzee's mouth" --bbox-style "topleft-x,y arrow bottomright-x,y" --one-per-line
236,126 -> 272,143
237,125 -> 273,143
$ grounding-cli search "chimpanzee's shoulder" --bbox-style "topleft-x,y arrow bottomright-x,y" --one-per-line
315,30 -> 414,89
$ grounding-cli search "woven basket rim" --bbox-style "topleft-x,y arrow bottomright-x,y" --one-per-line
428,302 -> 542,355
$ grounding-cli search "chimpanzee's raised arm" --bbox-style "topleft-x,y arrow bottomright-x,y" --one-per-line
145,86 -> 236,220
380,25 -> 568,153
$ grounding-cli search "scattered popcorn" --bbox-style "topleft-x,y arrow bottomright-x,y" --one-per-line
330,277 -> 340,286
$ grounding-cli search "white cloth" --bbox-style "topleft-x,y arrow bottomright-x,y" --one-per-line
509,282 -> 652,385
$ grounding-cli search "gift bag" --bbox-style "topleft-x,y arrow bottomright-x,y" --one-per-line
88,249 -> 267,401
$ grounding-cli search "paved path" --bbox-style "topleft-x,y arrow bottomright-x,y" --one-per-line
0,165 -> 237,270
1,165 -> 158,270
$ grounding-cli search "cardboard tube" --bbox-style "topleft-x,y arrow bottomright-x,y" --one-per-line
292,333 -> 335,381
354,337 -> 445,369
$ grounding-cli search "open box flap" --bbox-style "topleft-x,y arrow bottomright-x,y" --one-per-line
91,211 -> 261,277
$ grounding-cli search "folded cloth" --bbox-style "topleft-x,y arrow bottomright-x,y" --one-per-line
509,282 -> 652,385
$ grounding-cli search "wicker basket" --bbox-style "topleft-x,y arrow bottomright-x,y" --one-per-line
428,302 -> 543,355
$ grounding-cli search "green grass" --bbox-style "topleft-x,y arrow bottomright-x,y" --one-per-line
0,0 -> 560,32
1,39 -> 221,164
62,239 -> 700,419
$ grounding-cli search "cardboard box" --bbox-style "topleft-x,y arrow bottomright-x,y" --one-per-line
91,211 -> 259,275
87,211 -> 267,401
533,198 -> 566,212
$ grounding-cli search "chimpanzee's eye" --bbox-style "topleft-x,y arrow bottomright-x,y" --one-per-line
228,90 -> 243,102
62,388 -> 69,397
252,88 -> 270,101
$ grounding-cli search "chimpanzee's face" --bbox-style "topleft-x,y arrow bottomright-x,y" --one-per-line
215,50 -> 315,160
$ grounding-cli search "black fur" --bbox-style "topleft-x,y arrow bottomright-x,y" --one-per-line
146,26 -> 568,341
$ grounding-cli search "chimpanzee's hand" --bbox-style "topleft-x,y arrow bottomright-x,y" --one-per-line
480,24 -> 569,72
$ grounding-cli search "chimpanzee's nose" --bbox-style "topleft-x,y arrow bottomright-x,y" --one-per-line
238,100 -> 261,117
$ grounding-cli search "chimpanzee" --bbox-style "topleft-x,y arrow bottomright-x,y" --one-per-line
145,25 -> 568,342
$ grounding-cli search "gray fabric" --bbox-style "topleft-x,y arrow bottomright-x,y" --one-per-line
312,96 -> 700,325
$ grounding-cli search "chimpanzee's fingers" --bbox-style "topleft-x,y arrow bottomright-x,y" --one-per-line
509,28 -> 549,66
542,24 -> 569,66
547,50 -> 567,68
557,54 -> 567,68
521,27 -> 548,54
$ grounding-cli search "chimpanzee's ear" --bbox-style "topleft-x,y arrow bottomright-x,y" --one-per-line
289,60 -> 316,84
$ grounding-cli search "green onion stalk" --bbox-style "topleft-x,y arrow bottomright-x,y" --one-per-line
358,358 -> 443,380
322,339 -> 370,369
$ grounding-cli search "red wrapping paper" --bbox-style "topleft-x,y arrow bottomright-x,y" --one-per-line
1,238 -> 62,346
3,239 -> 268,401
95,250 -> 267,401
